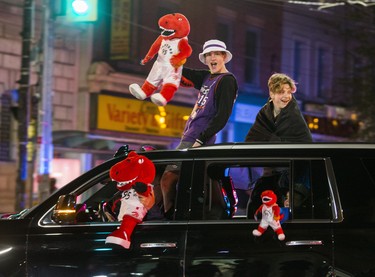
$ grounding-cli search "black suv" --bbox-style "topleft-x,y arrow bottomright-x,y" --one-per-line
1,143 -> 375,276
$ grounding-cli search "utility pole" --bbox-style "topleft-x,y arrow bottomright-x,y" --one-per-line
37,0 -> 54,203
16,0 -> 34,212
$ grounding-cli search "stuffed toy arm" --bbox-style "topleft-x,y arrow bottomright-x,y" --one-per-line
180,76 -> 194,87
272,205 -> 284,221
170,38 -> 192,68
132,182 -> 152,196
254,205 -> 263,220
141,36 -> 163,65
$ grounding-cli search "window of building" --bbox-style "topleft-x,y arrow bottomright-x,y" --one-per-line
244,30 -> 259,85
0,92 -> 12,161
293,41 -> 302,82
216,21 -> 233,71
316,46 -> 332,99
317,47 -> 326,98
292,39 -> 309,96
216,22 -> 230,45
157,7 -> 173,19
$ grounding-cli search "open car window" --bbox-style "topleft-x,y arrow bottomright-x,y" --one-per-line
44,162 -> 177,225
43,157 -> 334,225
194,159 -> 333,222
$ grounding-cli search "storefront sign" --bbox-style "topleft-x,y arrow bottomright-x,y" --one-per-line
96,94 -> 191,138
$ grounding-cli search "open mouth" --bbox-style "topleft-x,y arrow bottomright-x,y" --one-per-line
114,176 -> 137,187
281,99 -> 290,105
160,27 -> 175,37
262,196 -> 272,203
210,62 -> 218,70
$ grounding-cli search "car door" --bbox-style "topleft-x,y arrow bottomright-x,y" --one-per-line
185,158 -> 338,277
0,218 -> 29,276
26,160 -> 193,276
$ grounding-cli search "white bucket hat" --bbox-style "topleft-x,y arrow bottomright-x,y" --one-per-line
198,39 -> 233,65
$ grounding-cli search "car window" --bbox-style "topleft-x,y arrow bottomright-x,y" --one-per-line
195,159 -> 333,222
46,158 -> 335,225
75,162 -> 171,223
333,158 -> 375,223
45,162 -> 175,225
292,160 -> 331,220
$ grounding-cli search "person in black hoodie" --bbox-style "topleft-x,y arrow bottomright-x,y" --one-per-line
245,73 -> 312,143
245,73 -> 312,221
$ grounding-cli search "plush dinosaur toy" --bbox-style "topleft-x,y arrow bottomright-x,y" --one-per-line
252,190 -> 285,241
105,151 -> 156,249
129,13 -> 192,106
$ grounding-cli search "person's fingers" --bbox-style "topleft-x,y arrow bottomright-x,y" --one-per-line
138,191 -> 155,210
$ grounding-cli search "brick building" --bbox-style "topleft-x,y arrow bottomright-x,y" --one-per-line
0,0 -> 92,211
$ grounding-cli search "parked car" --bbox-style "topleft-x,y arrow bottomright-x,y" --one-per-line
1,143 -> 375,276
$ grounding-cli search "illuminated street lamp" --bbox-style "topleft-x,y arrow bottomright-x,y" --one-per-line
66,0 -> 98,22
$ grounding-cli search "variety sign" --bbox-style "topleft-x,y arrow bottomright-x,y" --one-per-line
95,94 -> 191,138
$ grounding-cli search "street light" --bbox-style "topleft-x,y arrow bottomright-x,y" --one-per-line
72,0 -> 89,14
66,0 -> 98,22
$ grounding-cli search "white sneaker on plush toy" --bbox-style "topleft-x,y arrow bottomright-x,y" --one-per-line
105,229 -> 131,249
151,93 -> 167,106
278,233 -> 285,241
252,229 -> 262,236
129,84 -> 147,100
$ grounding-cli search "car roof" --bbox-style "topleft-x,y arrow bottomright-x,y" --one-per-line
196,142 -> 375,150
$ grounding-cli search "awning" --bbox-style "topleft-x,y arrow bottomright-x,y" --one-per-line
53,130 -> 116,151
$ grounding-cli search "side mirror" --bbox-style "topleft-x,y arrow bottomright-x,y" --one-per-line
52,194 -> 77,224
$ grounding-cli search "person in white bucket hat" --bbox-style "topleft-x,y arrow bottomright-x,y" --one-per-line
159,39 -> 238,218
198,39 -> 233,65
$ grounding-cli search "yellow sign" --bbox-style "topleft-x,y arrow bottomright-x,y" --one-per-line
110,0 -> 132,60
27,119 -> 37,162
97,95 -> 192,138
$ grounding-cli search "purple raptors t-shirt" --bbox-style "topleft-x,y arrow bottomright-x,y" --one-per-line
182,73 -> 231,143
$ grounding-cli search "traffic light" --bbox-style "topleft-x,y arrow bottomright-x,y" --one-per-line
66,0 -> 98,22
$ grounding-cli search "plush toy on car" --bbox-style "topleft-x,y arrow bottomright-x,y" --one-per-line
252,190 -> 285,241
129,13 -> 192,106
105,151 -> 156,249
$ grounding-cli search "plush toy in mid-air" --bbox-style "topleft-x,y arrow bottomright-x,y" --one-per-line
105,151 -> 156,249
129,13 -> 192,106
252,190 -> 285,241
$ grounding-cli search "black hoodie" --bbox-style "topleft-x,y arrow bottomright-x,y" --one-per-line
245,96 -> 312,142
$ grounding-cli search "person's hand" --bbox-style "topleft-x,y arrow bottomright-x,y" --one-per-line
138,190 -> 155,210
192,139 -> 204,147
192,141 -> 201,147
284,191 -> 290,208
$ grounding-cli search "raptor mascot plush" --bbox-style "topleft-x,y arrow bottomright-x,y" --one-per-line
129,13 -> 192,106
252,190 -> 285,241
105,151 -> 155,249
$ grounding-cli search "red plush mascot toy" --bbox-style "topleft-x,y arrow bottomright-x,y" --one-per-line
252,190 -> 285,241
105,151 -> 156,249
129,13 -> 192,106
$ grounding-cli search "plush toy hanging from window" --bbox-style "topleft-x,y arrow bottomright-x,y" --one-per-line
129,13 -> 192,106
252,190 -> 286,241
105,151 -> 156,249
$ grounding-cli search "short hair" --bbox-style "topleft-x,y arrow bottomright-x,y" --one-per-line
268,73 -> 297,94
